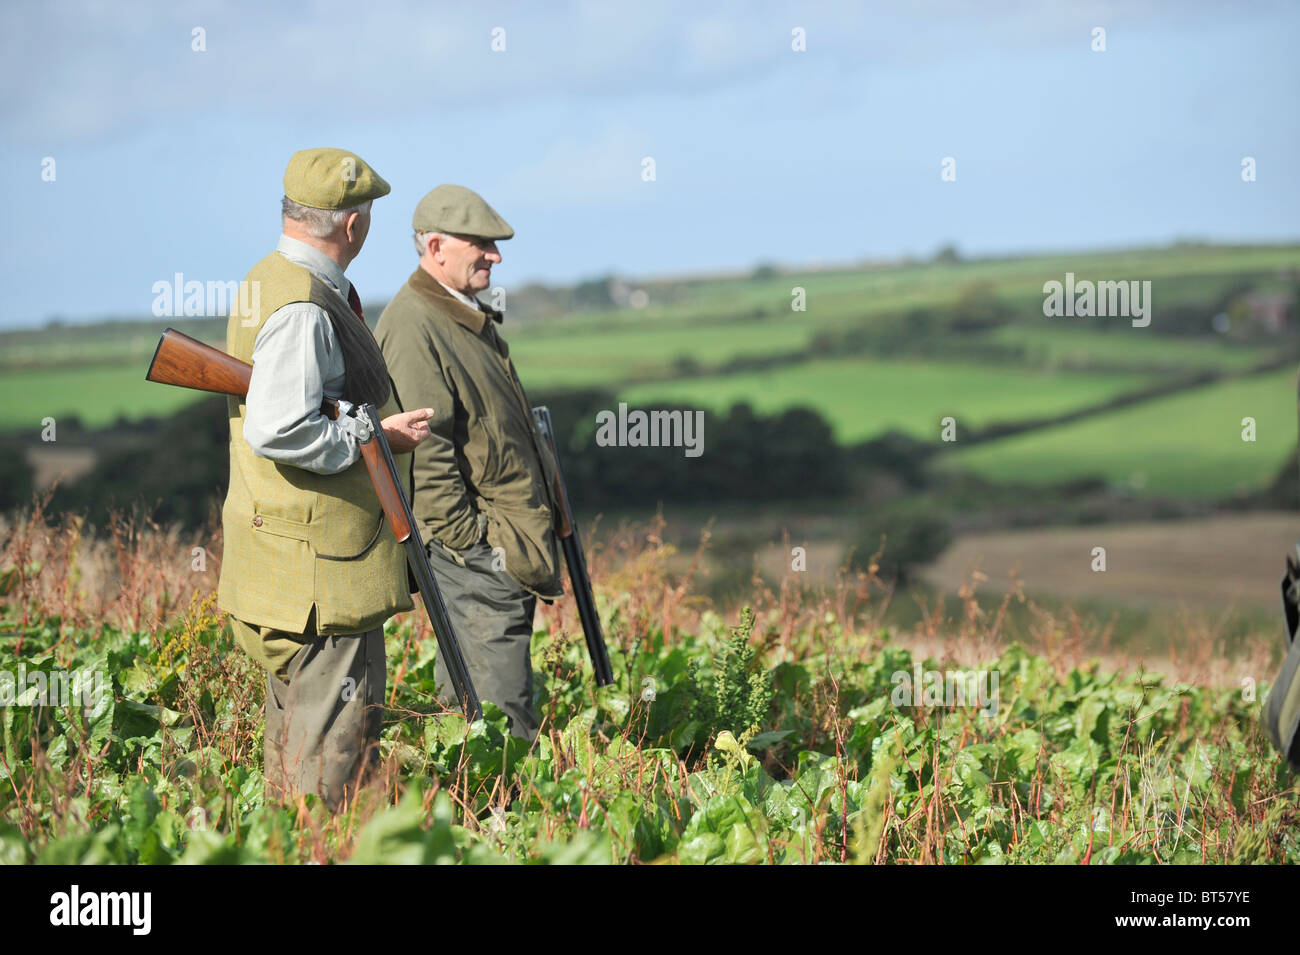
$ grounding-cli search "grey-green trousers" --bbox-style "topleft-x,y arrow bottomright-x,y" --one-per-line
231,616 -> 385,811
426,538 -> 539,741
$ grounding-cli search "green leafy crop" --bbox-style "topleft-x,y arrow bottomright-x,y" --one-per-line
683,607 -> 775,749
0,588 -> 1294,865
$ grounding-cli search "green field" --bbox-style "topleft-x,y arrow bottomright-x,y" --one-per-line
618,358 -> 1152,443
530,245 -> 1299,337
2,243 -> 1297,509
940,367 -> 1298,496
980,325 -> 1270,371
1,365 -> 211,431
511,319 -> 813,389
0,318 -> 221,369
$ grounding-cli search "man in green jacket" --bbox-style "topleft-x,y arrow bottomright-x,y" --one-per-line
220,148 -> 435,809
375,185 -> 563,742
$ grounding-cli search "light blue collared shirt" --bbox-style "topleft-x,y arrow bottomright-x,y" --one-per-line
242,235 -> 367,474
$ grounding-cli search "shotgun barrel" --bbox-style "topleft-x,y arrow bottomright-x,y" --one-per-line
355,402 -> 481,722
531,405 -> 614,687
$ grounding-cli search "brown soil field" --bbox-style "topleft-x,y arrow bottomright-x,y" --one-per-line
25,446 -> 96,491
921,511 -> 1297,610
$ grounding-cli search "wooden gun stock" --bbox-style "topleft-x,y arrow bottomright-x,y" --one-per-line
146,328 -> 413,544
146,327 -> 255,399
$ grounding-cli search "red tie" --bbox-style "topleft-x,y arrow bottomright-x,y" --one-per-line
347,282 -> 365,323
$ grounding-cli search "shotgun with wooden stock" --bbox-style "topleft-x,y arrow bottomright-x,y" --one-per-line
531,405 -> 614,686
145,327 -> 483,722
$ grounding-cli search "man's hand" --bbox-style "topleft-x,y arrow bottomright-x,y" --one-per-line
381,407 -> 435,452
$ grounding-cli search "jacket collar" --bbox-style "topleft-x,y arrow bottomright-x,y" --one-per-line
407,266 -> 503,333
276,234 -> 351,301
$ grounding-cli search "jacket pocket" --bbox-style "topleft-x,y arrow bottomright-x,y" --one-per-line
316,513 -> 386,562
481,501 -> 563,599
313,518 -> 413,635
231,513 -> 316,633
250,510 -> 312,541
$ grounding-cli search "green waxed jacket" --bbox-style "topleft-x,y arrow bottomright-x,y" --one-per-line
375,268 -> 563,600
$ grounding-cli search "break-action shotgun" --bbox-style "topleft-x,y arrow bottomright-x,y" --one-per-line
144,327 -> 483,722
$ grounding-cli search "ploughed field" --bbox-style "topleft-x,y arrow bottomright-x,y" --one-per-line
920,511 -> 1297,610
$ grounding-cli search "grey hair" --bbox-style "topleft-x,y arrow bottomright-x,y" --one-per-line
413,230 -> 450,256
281,196 -> 372,239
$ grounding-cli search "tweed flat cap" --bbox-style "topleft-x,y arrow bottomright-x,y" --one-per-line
412,184 -> 514,240
283,147 -> 391,210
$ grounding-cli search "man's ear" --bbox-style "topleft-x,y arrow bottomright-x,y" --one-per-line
345,210 -> 364,244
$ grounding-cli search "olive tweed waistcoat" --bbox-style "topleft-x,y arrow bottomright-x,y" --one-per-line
217,251 -> 413,636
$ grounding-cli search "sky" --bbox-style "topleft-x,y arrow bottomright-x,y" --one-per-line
1,0 -> 1297,329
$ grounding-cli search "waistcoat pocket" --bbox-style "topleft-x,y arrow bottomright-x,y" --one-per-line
317,513 -> 386,561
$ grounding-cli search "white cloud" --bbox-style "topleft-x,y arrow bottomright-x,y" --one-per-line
6,0 -> 1261,147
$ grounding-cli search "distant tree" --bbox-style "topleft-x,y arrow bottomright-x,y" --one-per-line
931,243 -> 962,265
0,437 -> 34,512
851,510 -> 951,583
525,392 -> 849,508
952,281 -> 1009,330
853,430 -> 933,489
1249,442 -> 1300,510
572,276 -> 616,311
670,355 -> 702,378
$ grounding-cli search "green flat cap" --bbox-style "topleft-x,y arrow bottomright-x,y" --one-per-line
283,147 -> 391,210
412,184 -> 514,240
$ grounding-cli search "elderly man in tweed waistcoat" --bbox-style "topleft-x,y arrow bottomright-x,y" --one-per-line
219,147 -> 435,810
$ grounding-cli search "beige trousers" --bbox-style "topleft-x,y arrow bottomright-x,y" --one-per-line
231,616 -> 385,811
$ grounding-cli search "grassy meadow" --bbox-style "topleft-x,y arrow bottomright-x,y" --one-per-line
4,243 -> 1296,462
979,326 -> 1270,372
942,366 -> 1298,497
1,364 -> 209,431
618,358 -> 1151,444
